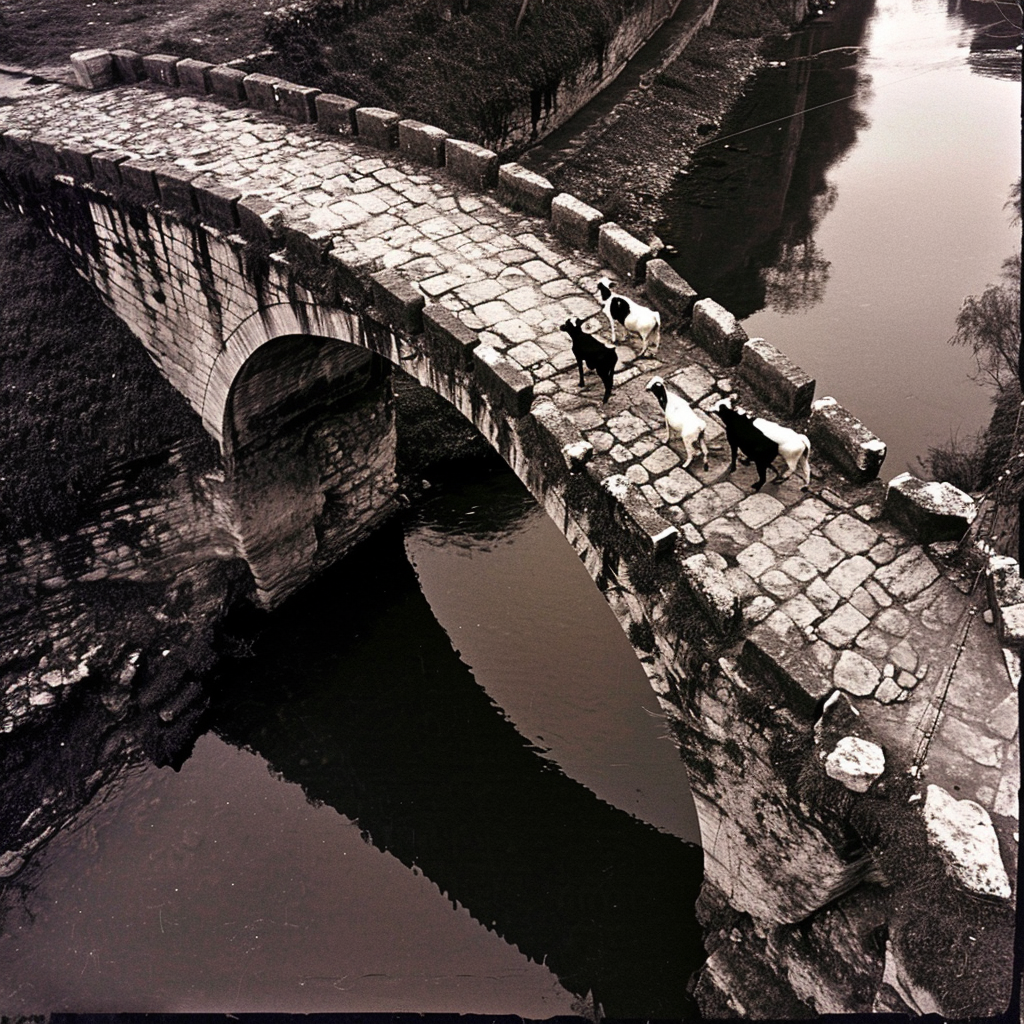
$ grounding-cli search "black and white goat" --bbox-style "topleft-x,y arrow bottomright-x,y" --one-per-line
713,396 -> 811,491
596,278 -> 661,356
646,376 -> 709,471
560,317 -> 618,403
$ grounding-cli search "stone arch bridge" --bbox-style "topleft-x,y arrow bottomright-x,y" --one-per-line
0,52 -> 1017,1017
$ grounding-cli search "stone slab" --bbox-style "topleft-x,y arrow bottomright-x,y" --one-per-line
808,397 -> 887,482
315,94 -> 359,135
398,120 -> 448,167
598,222 -> 652,285
422,303 -> 480,372
176,58 -> 213,95
740,337 -> 815,419
739,622 -> 831,715
243,73 -> 283,114
110,49 -> 146,84
208,65 -> 248,101
71,49 -> 115,90
370,268 -> 425,336
278,81 -> 320,123
884,473 -> 977,544
444,139 -> 499,190
692,298 -> 747,366
497,162 -> 555,217
142,53 -> 181,87
473,344 -> 534,418
644,258 -> 697,321
355,107 -> 400,150
551,192 -> 603,250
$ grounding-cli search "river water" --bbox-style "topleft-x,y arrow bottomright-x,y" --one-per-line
662,0 -> 1021,478
0,468 -> 703,1018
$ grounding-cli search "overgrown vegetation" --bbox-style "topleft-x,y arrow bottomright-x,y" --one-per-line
0,208 -> 217,541
923,180 -> 1022,558
261,0 -> 652,147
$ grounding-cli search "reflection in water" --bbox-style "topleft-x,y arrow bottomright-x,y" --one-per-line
0,470 -> 704,1017
208,521 -> 705,1019
662,0 -> 1020,476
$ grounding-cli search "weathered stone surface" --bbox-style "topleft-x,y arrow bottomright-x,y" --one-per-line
90,150 -> 133,192
692,299 -> 748,366
444,139 -> 498,189
315,93 -> 359,135
236,195 -> 284,243
923,785 -> 1012,899
602,474 -> 679,557
355,107 -> 401,149
71,49 -> 115,90
142,53 -> 181,87
370,269 -> 425,335
531,401 -> 593,473
825,736 -> 885,791
833,649 -> 879,696
551,193 -> 603,250
497,162 -> 555,217
398,119 -> 448,167
277,81 -> 321,123
740,338 -> 815,418
984,556 -> 1024,648
422,303 -> 479,371
110,49 -> 146,84
598,222 -> 652,285
243,73 -> 282,113
808,397 -> 887,482
875,548 -> 939,601
819,603 -> 870,647
193,177 -> 242,230
740,623 -> 832,713
119,158 -> 161,203
472,344 -> 534,418
643,258 -> 697,321
208,65 -> 248,101
884,473 -> 977,544
681,553 -> 742,633
176,58 -> 213,95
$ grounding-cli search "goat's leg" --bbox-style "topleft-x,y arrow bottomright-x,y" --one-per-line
753,460 -> 769,490
576,357 -> 586,389
726,443 -> 739,473
698,429 -> 710,471
681,437 -> 694,468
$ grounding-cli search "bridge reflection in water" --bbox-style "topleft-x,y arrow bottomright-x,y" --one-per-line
209,519 -> 706,1020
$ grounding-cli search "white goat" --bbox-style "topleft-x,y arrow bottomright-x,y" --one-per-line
597,278 -> 661,356
646,376 -> 709,471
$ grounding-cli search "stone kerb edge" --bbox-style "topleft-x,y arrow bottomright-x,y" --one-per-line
740,336 -> 816,419
809,397 -> 888,483
596,470 -> 680,561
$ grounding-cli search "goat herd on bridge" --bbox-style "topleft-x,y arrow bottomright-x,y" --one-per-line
560,278 -> 813,493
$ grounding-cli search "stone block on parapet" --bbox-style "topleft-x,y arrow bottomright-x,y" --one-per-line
29,135 -> 64,171
209,65 -> 248,101
884,472 -> 977,544
370,269 -> 425,336
444,139 -> 498,190
142,54 -> 181,87
243,73 -> 283,114
0,128 -> 32,156
328,249 -> 375,307
119,159 -> 162,204
738,623 -> 832,717
278,81 -> 320,123
155,165 -> 199,217
497,163 -> 555,217
355,107 -> 400,149
740,337 -> 815,419
71,49 -> 115,90
808,397 -> 887,483
55,142 -> 97,181
692,298 -> 748,366
472,344 -> 534,419
316,94 -> 359,135
598,222 -> 653,285
176,58 -> 213,95
644,258 -> 697,322
423,304 -> 479,372
91,151 -> 134,192
986,556 -> 1024,648
237,195 -> 284,244
398,120 -> 449,167
551,193 -> 603,250
111,49 -> 146,83
600,472 -> 679,559
284,224 -> 334,267
193,177 -> 242,230
531,400 -> 594,474
681,552 -> 741,633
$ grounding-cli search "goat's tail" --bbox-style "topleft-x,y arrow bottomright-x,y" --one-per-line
651,313 -> 662,350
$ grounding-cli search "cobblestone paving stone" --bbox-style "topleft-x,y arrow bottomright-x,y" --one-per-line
0,81 -> 1017,835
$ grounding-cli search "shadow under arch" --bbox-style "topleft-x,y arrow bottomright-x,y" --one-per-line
206,520 -> 707,1020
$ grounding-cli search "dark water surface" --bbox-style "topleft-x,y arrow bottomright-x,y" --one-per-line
0,470 -> 703,1017
663,0 -> 1021,477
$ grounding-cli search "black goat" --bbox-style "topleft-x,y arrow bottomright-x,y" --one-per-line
560,317 -> 618,403
713,396 -> 782,491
